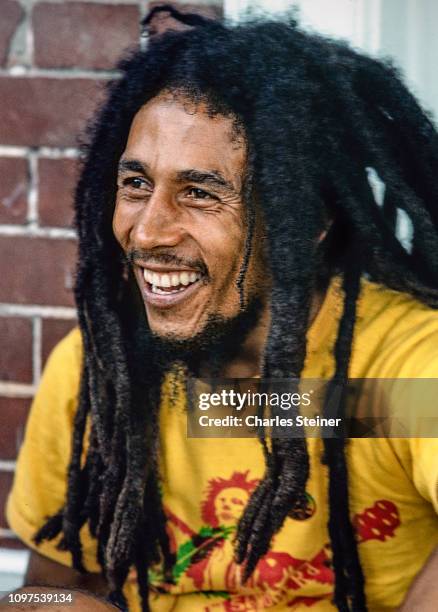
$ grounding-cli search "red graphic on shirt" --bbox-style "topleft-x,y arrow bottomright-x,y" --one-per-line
186,471 -> 258,591
201,470 -> 260,527
200,544 -> 333,610
180,472 -> 333,609
284,545 -> 333,591
352,499 -> 400,543
287,595 -> 333,609
157,471 -> 402,611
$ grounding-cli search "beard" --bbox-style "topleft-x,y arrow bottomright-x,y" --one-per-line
149,295 -> 264,377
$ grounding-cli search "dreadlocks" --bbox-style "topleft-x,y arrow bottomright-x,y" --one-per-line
34,5 -> 438,611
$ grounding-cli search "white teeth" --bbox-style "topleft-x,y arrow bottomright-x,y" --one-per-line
161,274 -> 171,288
180,272 -> 190,286
143,268 -> 201,290
151,285 -> 182,295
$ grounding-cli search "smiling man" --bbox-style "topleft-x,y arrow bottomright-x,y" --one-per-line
6,7 -> 438,612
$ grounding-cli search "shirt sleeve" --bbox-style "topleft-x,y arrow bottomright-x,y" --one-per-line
6,328 -> 100,572
387,325 -> 438,515
408,438 -> 438,514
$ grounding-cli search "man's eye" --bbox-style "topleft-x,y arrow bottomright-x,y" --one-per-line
122,177 -> 148,189
187,187 -> 214,200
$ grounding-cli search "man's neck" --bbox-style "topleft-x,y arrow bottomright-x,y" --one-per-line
221,288 -> 327,378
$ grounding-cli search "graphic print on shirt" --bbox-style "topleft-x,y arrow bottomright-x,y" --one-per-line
142,471 -> 401,610
353,499 -> 401,543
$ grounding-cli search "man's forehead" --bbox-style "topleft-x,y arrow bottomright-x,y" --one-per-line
127,96 -> 236,140
122,92 -> 247,182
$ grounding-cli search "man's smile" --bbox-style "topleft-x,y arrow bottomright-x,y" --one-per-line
137,264 -> 207,309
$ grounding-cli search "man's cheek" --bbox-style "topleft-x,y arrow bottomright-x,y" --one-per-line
112,201 -> 136,247
112,208 -> 127,248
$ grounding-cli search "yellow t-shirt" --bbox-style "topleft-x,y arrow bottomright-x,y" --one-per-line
6,277 -> 438,611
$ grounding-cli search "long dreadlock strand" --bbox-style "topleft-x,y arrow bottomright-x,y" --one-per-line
234,43 -> 326,575
236,148 -> 257,309
236,216 -> 321,574
322,247 -> 366,611
236,285 -> 315,578
83,427 -> 104,538
134,516 -> 151,612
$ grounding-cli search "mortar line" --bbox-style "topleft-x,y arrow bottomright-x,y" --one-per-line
0,304 -> 76,319
32,316 -> 42,385
0,225 -> 76,239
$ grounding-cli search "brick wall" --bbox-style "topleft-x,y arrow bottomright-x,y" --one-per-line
0,0 -> 222,549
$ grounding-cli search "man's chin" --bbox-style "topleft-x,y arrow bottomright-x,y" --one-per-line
148,322 -> 206,344
149,298 -> 264,375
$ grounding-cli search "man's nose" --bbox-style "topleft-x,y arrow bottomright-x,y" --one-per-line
130,189 -> 185,249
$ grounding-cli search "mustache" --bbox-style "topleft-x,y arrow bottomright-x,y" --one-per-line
125,248 -> 209,277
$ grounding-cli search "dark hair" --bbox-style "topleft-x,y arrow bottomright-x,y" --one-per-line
34,6 -> 438,611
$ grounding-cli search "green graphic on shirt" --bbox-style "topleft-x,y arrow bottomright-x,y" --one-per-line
148,524 -> 235,588
173,525 -> 234,583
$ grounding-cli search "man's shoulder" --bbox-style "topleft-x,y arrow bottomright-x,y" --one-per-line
358,278 -> 438,324
34,326 -> 83,413
46,326 -> 82,371
43,326 -> 83,378
353,278 -> 438,377
6,325 -> 100,572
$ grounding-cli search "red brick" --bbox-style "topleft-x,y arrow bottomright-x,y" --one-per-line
0,318 -> 33,384
0,471 -> 14,528
147,2 -> 222,36
33,2 -> 140,70
0,535 -> 26,549
0,157 -> 29,224
0,397 -> 31,461
42,318 -> 76,368
0,77 -> 105,147
38,158 -> 78,228
0,0 -> 24,67
0,236 -> 77,307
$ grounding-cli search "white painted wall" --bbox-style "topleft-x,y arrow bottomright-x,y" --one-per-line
0,548 -> 29,591
379,0 -> 438,122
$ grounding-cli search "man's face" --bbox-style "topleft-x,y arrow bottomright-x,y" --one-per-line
113,92 -> 266,340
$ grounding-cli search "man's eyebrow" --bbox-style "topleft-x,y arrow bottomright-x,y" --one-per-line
118,161 -> 237,193
118,159 -> 148,175
176,169 -> 236,192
